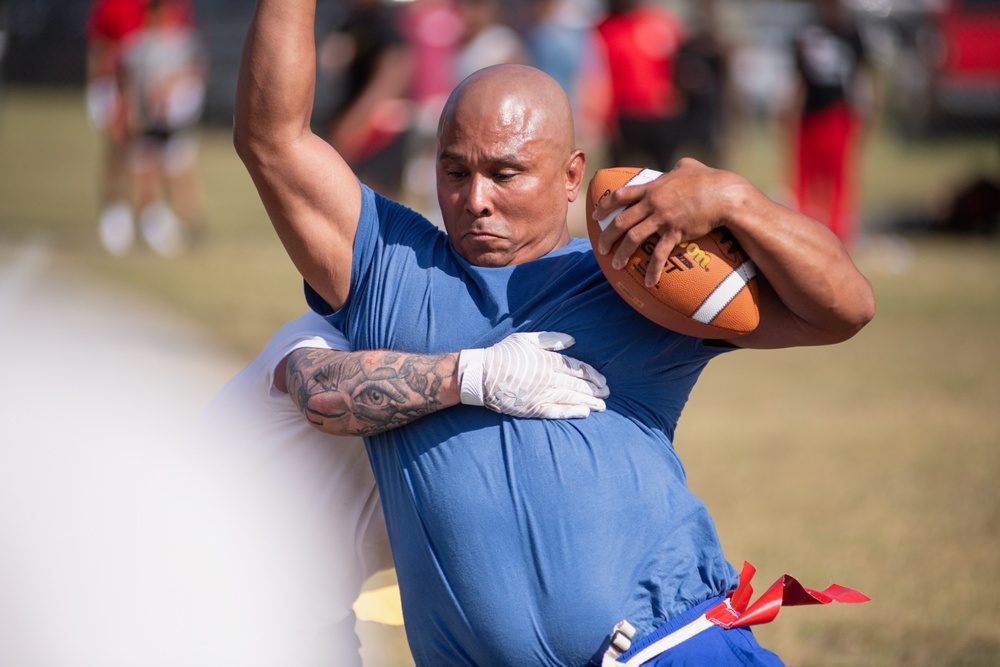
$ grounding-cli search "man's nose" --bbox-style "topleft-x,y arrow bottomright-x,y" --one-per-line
465,174 -> 492,218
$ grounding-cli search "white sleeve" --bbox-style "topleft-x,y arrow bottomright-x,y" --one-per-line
263,312 -> 352,395
204,312 -> 352,418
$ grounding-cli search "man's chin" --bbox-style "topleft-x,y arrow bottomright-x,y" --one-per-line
454,239 -> 513,268
461,251 -> 512,268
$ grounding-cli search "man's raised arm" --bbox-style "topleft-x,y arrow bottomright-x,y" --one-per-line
234,0 -> 359,310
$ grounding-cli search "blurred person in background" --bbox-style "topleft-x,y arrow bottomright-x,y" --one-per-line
319,0 -> 413,200
673,0 -> 732,167
595,0 -> 685,172
398,0 -> 463,219
403,0 -> 526,222
118,0 -> 207,258
523,0 -> 612,154
788,0 -> 875,249
523,0 -> 588,99
85,0 -> 147,256
454,0 -> 528,82
523,0 -> 612,237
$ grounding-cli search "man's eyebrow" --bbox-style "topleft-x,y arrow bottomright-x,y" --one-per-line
438,149 -> 465,163
438,149 -> 522,167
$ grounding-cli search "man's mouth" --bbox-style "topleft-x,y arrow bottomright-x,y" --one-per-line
464,228 -> 502,242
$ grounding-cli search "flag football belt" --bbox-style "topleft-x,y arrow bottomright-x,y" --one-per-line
591,561 -> 870,667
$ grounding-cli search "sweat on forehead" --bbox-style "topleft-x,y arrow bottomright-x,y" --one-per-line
438,65 -> 575,147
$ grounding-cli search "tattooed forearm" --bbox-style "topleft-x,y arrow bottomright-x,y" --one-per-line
285,348 -> 459,436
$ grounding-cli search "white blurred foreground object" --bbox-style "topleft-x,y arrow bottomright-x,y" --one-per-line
0,242 -> 369,666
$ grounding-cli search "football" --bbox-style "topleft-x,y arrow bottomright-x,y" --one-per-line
585,167 -> 760,339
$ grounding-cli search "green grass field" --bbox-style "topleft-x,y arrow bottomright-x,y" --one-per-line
2,87 -> 999,666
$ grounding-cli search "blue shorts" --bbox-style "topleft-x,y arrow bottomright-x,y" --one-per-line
616,596 -> 785,666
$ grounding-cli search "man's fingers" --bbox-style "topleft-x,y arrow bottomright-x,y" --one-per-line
563,393 -> 606,412
538,404 -> 590,419
595,204 -> 628,242
547,373 -> 610,401
481,332 -> 611,421
609,215 -> 662,271
643,231 -> 683,288
532,331 -> 575,351
595,184 -> 648,255
556,357 -> 609,395
551,393 -> 607,416
509,332 -> 609,392
533,401 -> 599,420
594,181 -> 648,222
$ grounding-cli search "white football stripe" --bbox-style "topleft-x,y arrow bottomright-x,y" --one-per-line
691,260 -> 757,324
597,169 -> 664,231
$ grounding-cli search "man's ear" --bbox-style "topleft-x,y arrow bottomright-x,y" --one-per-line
565,149 -> 586,202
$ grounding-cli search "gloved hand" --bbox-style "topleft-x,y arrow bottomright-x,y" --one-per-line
458,332 -> 610,419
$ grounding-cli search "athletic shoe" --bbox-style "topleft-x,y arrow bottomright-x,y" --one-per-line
140,201 -> 186,258
98,201 -> 135,257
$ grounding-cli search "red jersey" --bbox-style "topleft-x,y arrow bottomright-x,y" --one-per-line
596,6 -> 684,119
86,0 -> 148,44
86,0 -> 193,43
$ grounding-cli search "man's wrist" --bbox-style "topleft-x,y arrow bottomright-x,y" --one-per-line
457,348 -> 485,406
718,176 -> 763,237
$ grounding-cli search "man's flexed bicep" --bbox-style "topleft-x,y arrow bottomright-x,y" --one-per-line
234,0 -> 359,309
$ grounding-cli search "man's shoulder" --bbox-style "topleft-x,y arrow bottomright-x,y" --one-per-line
548,236 -> 594,260
360,187 -> 441,245
358,187 -> 453,275
366,187 -> 437,232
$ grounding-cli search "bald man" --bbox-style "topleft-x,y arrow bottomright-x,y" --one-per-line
234,1 -> 874,664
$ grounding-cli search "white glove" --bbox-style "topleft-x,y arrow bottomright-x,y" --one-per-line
458,332 -> 610,419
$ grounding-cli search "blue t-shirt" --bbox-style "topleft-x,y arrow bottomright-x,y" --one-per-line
307,186 -> 739,666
